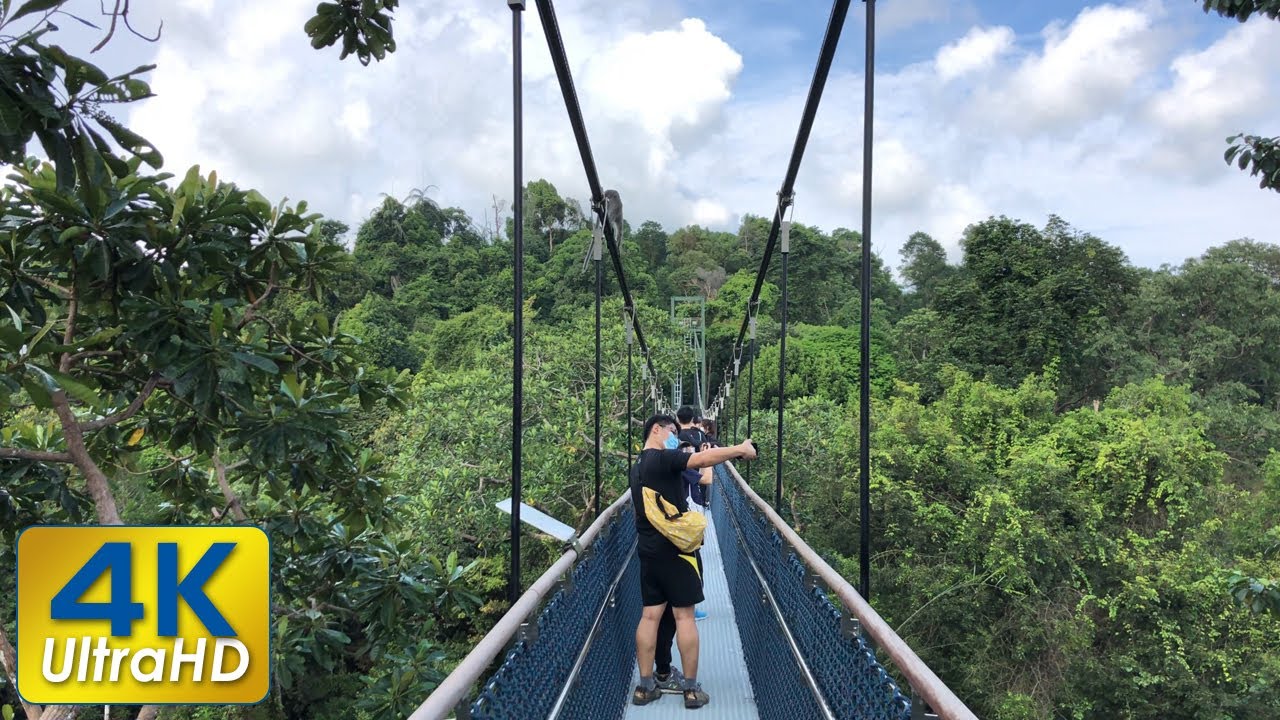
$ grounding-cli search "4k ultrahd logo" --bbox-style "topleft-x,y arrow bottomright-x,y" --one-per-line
16,526 -> 270,705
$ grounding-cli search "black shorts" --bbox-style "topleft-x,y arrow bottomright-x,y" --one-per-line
639,551 -> 704,608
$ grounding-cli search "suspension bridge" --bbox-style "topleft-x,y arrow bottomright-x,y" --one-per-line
411,0 -> 977,718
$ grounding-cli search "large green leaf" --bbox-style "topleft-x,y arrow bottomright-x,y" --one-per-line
7,0 -> 67,23
94,113 -> 162,168
231,351 -> 279,375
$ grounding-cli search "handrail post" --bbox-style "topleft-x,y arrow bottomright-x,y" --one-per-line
508,0 -> 525,605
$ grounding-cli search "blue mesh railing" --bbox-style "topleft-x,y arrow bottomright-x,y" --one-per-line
715,462 -> 977,720
470,503 -> 637,719
713,464 -> 912,720
410,493 -> 636,720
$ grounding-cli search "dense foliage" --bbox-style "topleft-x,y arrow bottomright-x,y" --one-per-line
1,2 -> 1278,719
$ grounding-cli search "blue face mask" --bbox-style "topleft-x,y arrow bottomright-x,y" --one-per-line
664,432 -> 679,450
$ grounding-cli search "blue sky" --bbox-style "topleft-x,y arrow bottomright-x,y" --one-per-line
13,0 -> 1279,273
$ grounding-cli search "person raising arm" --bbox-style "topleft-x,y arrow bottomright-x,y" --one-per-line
685,438 -> 757,469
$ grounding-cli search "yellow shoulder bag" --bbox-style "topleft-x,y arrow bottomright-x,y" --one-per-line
641,486 -> 707,553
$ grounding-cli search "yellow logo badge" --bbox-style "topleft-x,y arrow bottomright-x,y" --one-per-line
16,526 -> 270,705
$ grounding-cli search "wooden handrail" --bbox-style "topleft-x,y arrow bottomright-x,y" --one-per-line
408,491 -> 632,720
724,462 -> 978,720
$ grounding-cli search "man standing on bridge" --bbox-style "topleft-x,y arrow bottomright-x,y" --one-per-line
631,414 -> 757,709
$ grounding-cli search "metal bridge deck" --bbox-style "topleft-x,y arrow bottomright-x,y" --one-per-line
624,511 -> 760,720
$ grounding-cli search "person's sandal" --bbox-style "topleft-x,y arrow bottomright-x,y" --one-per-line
684,684 -> 710,709
632,684 -> 662,705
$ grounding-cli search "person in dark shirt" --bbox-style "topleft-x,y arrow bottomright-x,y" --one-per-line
630,414 -> 757,709
678,441 -> 710,507
676,405 -> 705,448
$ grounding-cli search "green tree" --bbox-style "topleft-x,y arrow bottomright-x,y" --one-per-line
0,156 -> 418,719
503,179 -> 586,264
898,231 -> 953,310
935,216 -> 1137,404
632,220 -> 669,271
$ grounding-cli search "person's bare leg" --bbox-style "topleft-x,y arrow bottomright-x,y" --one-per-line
635,603 -> 667,678
672,605 -> 699,679
655,605 -> 677,675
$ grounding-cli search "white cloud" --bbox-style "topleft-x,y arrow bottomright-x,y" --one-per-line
879,0 -> 972,35
1144,19 -> 1280,178
691,198 -> 732,226
935,26 -> 1014,81
990,4 -> 1167,134
339,100 -> 373,143
98,0 -> 1277,277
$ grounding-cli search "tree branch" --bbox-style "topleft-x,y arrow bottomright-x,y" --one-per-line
212,449 -> 248,522
0,447 -> 73,463
90,0 -> 122,52
64,349 -> 124,368
79,374 -> 162,432
236,266 -> 278,331
58,279 -> 78,373
51,390 -> 122,525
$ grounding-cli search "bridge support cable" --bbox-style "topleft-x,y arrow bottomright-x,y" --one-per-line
594,226 -> 603,518
746,310 -> 756,485
531,0 -> 659,387
626,311 -> 633,470
728,0 -> 853,356
508,0 -> 525,606
859,0 -> 876,605
719,463 -> 979,720
732,353 -> 740,445
776,214 -> 791,511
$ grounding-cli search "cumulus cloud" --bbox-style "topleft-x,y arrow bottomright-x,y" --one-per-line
1144,19 -> 1280,178
102,0 -> 1278,275
989,4 -> 1168,134
935,26 -> 1014,81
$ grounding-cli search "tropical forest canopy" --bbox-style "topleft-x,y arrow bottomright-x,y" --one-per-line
1,1 -> 1278,720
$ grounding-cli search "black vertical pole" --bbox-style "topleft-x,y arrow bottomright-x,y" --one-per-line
627,311 -> 633,470
732,356 -> 738,445
859,0 -> 875,601
747,323 -> 755,485
594,229 -> 602,518
776,219 -> 789,511
508,0 -> 525,606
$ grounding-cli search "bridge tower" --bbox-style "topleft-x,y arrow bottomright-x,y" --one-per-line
670,295 -> 707,412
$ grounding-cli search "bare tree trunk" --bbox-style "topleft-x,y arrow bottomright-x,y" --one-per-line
133,706 -> 159,720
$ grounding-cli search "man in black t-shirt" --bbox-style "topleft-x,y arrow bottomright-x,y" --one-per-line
630,414 -> 757,709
